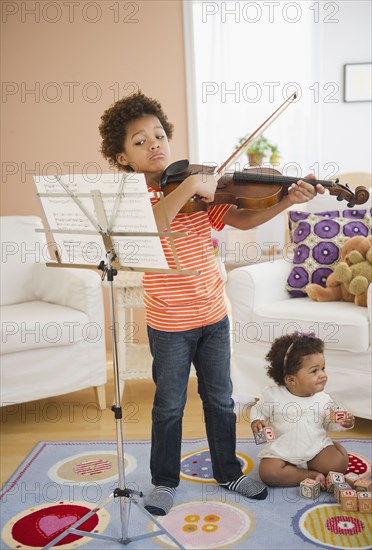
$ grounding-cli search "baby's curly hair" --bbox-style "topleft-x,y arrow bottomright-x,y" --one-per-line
99,91 -> 174,172
265,332 -> 324,386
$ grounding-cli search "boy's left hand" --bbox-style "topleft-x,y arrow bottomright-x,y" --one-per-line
340,413 -> 355,429
288,174 -> 325,205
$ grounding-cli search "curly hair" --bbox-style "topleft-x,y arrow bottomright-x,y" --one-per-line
99,91 -> 174,172
265,332 -> 324,386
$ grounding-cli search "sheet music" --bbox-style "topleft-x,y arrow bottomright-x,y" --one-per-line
34,173 -> 169,269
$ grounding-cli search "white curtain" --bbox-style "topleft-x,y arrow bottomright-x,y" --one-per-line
183,0 -> 321,177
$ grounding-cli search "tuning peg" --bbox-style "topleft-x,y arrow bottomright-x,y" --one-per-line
347,201 -> 355,208
337,193 -> 344,201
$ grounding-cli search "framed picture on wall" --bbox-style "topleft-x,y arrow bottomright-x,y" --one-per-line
343,63 -> 372,102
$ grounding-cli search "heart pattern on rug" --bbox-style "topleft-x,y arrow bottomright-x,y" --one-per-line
38,514 -> 78,537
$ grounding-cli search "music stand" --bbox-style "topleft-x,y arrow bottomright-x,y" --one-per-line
35,173 -> 193,549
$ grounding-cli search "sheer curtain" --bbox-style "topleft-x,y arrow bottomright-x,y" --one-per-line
183,0 -> 321,253
183,0 -> 320,172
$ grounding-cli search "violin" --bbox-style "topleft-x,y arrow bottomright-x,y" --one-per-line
159,160 -> 370,213
159,94 -> 370,213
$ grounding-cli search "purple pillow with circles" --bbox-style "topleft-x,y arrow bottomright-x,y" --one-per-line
286,208 -> 372,297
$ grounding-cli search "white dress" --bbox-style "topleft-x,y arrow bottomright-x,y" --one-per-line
250,386 -> 350,467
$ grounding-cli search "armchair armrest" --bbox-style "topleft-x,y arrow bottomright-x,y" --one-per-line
226,258 -> 291,311
32,263 -> 104,318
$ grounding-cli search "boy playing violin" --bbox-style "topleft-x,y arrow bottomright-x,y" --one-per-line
99,91 -> 325,515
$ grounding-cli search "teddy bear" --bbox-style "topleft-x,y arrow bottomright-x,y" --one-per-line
306,235 -> 372,307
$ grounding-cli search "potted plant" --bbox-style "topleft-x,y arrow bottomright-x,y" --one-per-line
235,134 -> 280,166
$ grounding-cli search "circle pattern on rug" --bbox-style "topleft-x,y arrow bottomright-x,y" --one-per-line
151,500 -> 255,549
180,448 -> 253,483
1,501 -> 109,549
346,452 -> 371,478
294,502 -> 371,549
48,451 -> 136,484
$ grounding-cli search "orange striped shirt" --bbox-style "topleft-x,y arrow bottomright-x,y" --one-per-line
143,186 -> 231,331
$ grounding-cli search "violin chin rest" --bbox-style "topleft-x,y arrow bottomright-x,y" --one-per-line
159,159 -> 190,187
166,159 -> 190,175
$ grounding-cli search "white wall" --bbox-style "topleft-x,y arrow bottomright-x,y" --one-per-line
315,0 -> 371,174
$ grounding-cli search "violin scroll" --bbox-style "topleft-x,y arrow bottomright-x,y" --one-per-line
354,186 -> 371,206
327,180 -> 370,207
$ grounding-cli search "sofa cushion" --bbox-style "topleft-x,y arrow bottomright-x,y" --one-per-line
0,301 -> 91,354
286,208 -> 371,297
248,298 -> 369,353
1,216 -> 46,306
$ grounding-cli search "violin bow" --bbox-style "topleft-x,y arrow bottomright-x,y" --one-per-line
217,92 -> 297,175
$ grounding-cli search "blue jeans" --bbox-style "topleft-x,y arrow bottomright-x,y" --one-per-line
147,315 -> 242,487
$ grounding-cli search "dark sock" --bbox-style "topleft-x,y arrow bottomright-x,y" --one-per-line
220,475 -> 268,500
144,486 -> 176,515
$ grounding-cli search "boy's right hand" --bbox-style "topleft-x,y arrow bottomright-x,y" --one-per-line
184,173 -> 218,203
251,419 -> 268,434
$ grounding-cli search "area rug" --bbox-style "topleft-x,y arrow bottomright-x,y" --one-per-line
1,438 -> 371,549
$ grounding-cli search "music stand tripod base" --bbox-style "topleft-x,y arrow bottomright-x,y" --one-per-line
43,490 -> 185,549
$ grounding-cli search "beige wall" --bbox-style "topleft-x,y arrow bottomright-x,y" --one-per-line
1,0 -> 188,346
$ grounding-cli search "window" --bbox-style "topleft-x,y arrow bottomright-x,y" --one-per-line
183,0 -> 318,177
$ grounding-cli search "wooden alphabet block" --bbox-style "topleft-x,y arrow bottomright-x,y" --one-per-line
330,405 -> 347,423
334,482 -> 352,503
357,492 -> 372,513
253,426 -> 275,445
340,489 -> 358,511
334,411 -> 347,422
263,427 -> 275,441
253,430 -> 266,445
326,471 -> 345,493
345,472 -> 363,488
355,479 -> 372,492
300,478 -> 321,500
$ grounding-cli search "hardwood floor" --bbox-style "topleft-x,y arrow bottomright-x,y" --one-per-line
1,358 -> 371,486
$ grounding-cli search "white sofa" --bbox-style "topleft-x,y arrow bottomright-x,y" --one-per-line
226,193 -> 372,420
0,216 -> 107,409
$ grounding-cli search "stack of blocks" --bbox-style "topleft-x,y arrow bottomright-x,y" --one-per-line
300,470 -> 372,513
300,407 -> 371,511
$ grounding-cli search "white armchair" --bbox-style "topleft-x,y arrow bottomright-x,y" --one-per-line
0,216 -> 107,409
226,260 -> 371,419
226,191 -> 372,420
